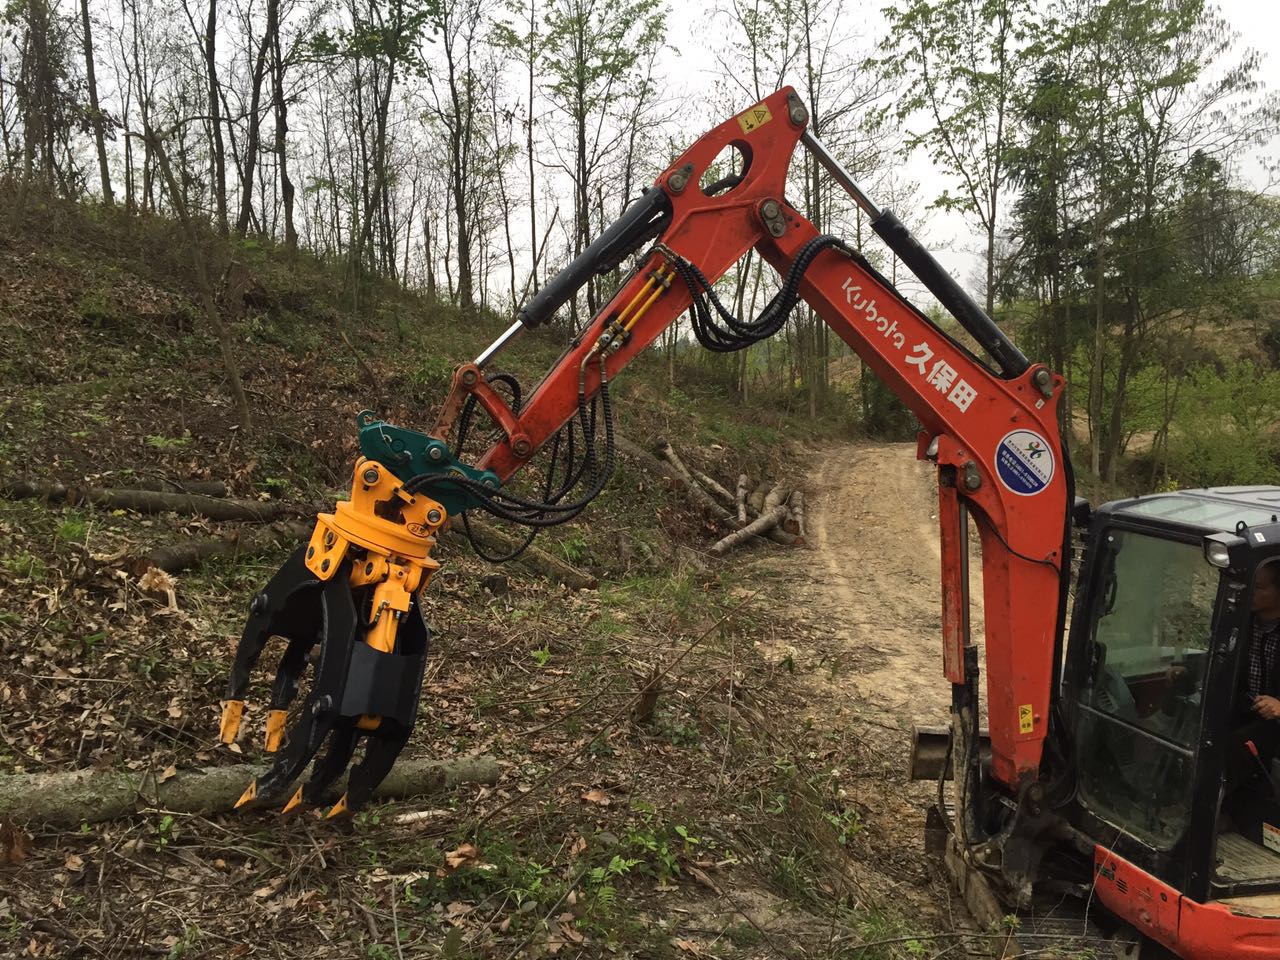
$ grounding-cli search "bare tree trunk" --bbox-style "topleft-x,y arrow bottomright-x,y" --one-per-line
526,0 -> 537,294
205,0 -> 226,231
267,0 -> 295,254
490,88 -> 517,310
80,0 -> 113,206
236,27 -> 271,236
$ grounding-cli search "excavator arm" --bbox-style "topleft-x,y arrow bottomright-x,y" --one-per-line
219,87 -> 1072,824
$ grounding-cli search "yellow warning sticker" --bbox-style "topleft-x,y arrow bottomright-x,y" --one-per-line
1265,822 -> 1280,855
1018,704 -> 1035,734
737,102 -> 773,135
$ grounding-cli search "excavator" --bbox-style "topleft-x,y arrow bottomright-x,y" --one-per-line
216,89 -> 1280,957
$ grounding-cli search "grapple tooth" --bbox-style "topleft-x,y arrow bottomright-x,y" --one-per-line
219,700 -> 245,745
325,794 -> 350,819
268,634 -> 319,718
234,779 -> 258,809
264,710 -> 288,753
281,786 -> 307,815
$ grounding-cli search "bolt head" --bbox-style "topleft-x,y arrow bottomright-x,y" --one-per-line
362,467 -> 380,485
761,199 -> 780,219
513,438 -> 532,457
427,509 -> 443,524
461,369 -> 479,386
427,446 -> 444,462
789,105 -> 808,125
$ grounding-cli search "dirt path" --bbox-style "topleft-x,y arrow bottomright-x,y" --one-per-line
808,443 -> 949,723
784,442 -> 984,728
763,442 -> 988,904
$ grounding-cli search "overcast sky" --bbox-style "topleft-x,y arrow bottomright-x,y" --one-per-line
658,0 -> 1280,292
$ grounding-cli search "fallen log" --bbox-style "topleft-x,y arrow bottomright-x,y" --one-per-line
763,485 -> 792,513
736,474 -> 749,524
689,466 -> 737,512
747,478 -> 770,516
3,482 -> 306,523
757,488 -> 798,547
0,754 -> 499,827
614,434 -> 685,490
440,520 -> 597,590
128,479 -> 229,498
615,435 -> 737,523
709,504 -> 789,556
654,438 -> 731,520
765,525 -> 803,547
786,491 -> 806,537
123,520 -> 315,576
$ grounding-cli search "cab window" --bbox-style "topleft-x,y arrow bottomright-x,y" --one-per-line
1075,529 -> 1220,848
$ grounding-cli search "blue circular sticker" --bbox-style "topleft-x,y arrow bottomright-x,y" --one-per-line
995,430 -> 1055,496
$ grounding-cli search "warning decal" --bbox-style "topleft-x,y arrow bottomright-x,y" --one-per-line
1265,822 -> 1280,855
737,102 -> 773,135
995,429 -> 1055,497
1018,704 -> 1034,734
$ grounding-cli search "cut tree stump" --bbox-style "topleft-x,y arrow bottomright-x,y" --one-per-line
3,482 -> 306,523
0,755 -> 499,827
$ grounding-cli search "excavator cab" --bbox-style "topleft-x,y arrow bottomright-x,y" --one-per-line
1063,488 -> 1280,929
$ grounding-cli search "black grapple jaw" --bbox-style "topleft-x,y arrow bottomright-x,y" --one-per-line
218,460 -> 444,818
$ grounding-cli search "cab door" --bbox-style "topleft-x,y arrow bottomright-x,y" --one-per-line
1066,521 -> 1225,887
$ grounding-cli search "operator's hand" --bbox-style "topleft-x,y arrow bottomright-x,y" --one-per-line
1253,695 -> 1280,721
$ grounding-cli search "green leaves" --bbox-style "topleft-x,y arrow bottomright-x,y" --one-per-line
540,0 -> 666,115
310,0 -> 439,79
1165,362 -> 1280,487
